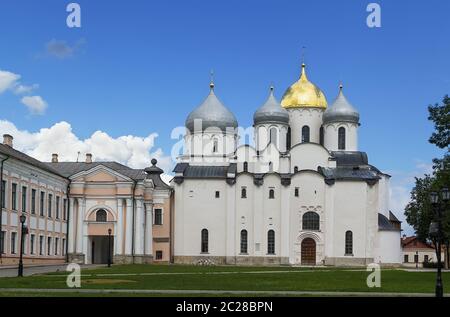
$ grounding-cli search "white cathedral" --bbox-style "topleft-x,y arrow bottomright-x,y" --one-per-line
172,63 -> 402,266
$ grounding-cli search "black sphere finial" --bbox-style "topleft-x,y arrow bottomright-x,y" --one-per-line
151,158 -> 157,166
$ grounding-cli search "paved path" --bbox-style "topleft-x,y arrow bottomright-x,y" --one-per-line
0,264 -> 102,278
0,288 -> 447,297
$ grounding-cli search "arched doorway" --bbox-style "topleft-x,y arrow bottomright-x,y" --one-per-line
301,238 -> 316,265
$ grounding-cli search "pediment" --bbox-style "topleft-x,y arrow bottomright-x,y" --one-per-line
71,164 -> 132,182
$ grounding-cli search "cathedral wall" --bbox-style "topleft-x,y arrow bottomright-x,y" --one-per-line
287,108 -> 324,146
289,143 -> 331,172
173,179 -> 228,257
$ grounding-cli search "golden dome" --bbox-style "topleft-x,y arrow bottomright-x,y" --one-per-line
281,63 -> 328,109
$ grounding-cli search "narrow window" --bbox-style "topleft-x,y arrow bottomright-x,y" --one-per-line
338,127 -> 346,150
21,186 -> 27,212
241,187 -> 247,199
269,161 -> 273,172
301,126 -> 310,143
294,166 -> 298,173
414,254 -> 419,264
295,187 -> 299,197
424,255 -> 429,263
30,234 -> 35,254
269,127 -> 278,147
212,138 -> 219,153
62,238 -> 66,256
0,231 -> 5,254
286,127 -> 291,150
345,231 -> 353,255
404,254 -> 409,263
269,189 -> 275,199
11,232 -> 17,254
40,192 -> 45,216
240,230 -> 248,254
55,238 -> 59,255
154,209 -> 163,225
319,126 -> 324,146
11,183 -> 17,210
215,191 -> 220,198
31,189 -> 36,214
63,199 -> 67,220
201,229 -> 209,253
1,180 -> 6,209
96,209 -> 107,222
243,161 -> 248,172
56,196 -> 60,219
48,194 -> 53,217
267,230 -> 275,255
39,236 -> 44,255
47,237 -> 51,255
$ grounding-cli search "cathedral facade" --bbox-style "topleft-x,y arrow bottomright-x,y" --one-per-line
172,63 -> 402,266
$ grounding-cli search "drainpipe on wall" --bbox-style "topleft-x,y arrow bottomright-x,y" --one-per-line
0,156 -> 9,261
131,180 -> 137,264
170,188 -> 174,264
65,180 -> 71,263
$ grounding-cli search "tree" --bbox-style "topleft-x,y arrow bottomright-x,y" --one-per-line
405,95 -> 450,268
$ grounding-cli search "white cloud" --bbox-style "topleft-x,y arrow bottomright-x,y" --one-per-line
20,96 -> 48,115
45,38 -> 85,59
387,160 -> 433,236
14,83 -> 39,95
0,70 -> 21,94
0,120 -> 173,182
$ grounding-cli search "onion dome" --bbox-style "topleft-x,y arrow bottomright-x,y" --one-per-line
254,86 -> 289,125
186,81 -> 238,133
323,84 -> 360,125
281,63 -> 328,109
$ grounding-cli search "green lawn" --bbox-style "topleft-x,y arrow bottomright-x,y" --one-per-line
0,264 -> 448,296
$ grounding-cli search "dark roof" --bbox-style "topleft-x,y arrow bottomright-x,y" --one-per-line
378,213 -> 401,231
389,211 -> 402,223
401,236 -> 434,249
320,166 -> 380,181
0,144 -> 66,178
331,151 -> 368,167
45,161 -> 170,189
183,165 -> 229,178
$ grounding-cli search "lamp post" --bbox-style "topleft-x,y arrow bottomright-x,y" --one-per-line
18,214 -> 27,277
429,187 -> 450,298
107,228 -> 112,268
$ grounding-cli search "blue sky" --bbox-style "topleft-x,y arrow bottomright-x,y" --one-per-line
1,0 -> 449,232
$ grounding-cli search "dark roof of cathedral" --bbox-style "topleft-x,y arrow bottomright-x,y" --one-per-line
331,151 -> 368,166
378,213 -> 401,231
0,143 -> 66,178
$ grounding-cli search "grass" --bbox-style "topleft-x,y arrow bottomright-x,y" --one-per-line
0,264 -> 448,296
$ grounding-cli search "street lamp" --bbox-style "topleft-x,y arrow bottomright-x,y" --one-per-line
429,187 -> 449,298
18,214 -> 27,277
107,228 -> 112,268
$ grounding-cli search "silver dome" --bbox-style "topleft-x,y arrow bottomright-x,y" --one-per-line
186,83 -> 238,133
253,87 -> 289,125
323,86 -> 359,125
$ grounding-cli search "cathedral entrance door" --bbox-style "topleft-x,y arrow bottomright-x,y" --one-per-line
301,238 -> 316,265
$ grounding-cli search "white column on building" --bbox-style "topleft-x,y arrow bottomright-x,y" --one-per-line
125,198 -> 133,255
76,198 -> 85,254
134,199 -> 144,255
82,220 -> 88,264
144,202 -> 153,256
116,199 -> 123,255
68,198 -> 75,254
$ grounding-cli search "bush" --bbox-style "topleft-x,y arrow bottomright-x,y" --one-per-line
423,261 -> 444,268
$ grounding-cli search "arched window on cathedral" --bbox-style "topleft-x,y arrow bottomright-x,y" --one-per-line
240,230 -> 248,254
302,126 -> 310,143
345,231 -> 353,255
287,127 -> 291,150
302,212 -> 320,231
212,138 -> 219,153
96,209 -> 107,222
338,127 -> 346,150
241,187 -> 247,199
319,127 -> 324,146
269,161 -> 273,172
243,161 -> 248,172
269,127 -> 278,147
267,230 -> 275,255
269,189 -> 275,199
294,166 -> 299,173
201,229 -> 209,253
